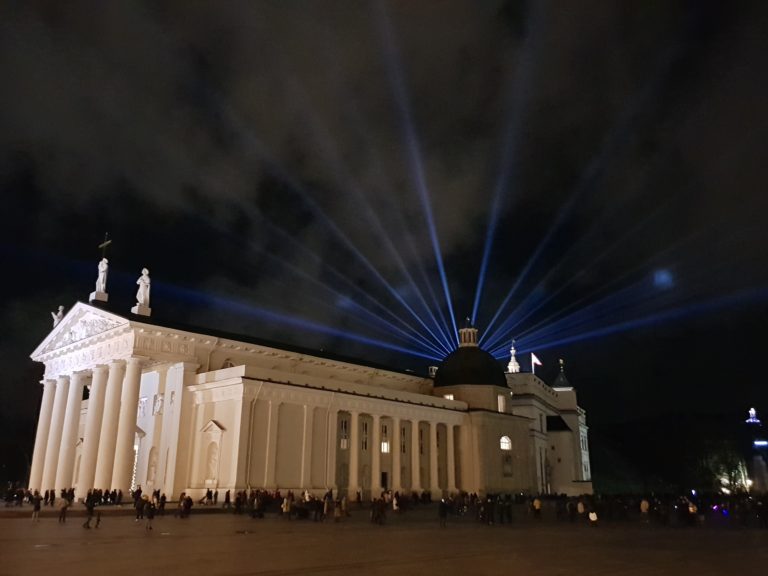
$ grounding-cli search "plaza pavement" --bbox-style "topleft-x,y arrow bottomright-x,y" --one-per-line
0,504 -> 766,576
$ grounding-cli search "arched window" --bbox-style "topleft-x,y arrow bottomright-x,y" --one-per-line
500,436 -> 512,451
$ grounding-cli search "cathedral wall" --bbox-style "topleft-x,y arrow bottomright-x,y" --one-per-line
548,430 -> 575,494
466,412 -> 534,495
275,403 -> 303,488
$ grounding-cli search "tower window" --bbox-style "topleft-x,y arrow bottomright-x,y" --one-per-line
497,394 -> 506,413
500,436 -> 512,451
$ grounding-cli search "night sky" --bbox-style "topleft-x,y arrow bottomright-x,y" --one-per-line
1,1 -> 767,483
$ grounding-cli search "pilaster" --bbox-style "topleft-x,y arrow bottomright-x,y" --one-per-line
300,405 -> 314,488
391,416 -> 401,493
371,414 -> 382,496
348,411 -> 360,497
429,420 -> 440,494
264,399 -> 281,488
410,419 -> 421,492
447,423 -> 457,493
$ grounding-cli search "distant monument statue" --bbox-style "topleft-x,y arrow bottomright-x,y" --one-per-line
131,268 -> 152,316
90,234 -> 112,304
747,407 -> 761,424
51,305 -> 65,327
95,258 -> 109,292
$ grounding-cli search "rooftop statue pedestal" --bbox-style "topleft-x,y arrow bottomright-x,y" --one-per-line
131,304 -> 151,317
89,291 -> 109,303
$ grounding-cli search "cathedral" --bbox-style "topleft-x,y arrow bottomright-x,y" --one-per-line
27,271 -> 593,501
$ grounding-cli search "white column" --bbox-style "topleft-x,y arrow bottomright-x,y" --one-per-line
94,360 -> 126,489
111,357 -> 144,493
300,405 -> 314,488
410,420 -> 421,492
371,414 -> 382,496
77,365 -> 109,497
41,375 -> 69,491
56,371 -> 88,491
446,424 -> 457,493
429,421 -> 440,494
348,411 -> 359,497
391,416 -> 401,493
264,400 -> 280,488
28,379 -> 57,491
326,409 -> 338,490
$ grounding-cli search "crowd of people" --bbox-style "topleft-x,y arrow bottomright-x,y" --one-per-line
4,481 -> 768,530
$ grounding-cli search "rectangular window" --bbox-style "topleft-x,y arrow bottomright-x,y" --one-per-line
401,428 -> 407,454
340,438 -> 348,450
443,394 -> 454,401
381,441 -> 390,454
419,429 -> 424,455
497,394 -> 506,413
362,421 -> 368,451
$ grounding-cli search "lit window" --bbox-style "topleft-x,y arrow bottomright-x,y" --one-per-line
500,436 -> 512,451
443,394 -> 454,401
497,394 -> 506,413
340,438 -> 348,450
381,441 -> 390,454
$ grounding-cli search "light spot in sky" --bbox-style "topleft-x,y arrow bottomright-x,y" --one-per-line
653,269 -> 674,290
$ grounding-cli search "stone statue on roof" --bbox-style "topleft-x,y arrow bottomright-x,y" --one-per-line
51,305 -> 64,327
95,258 -> 109,293
136,268 -> 151,307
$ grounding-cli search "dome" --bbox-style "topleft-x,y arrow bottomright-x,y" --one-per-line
433,346 -> 507,387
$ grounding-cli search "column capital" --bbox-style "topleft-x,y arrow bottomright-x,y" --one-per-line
56,374 -> 71,382
92,364 -> 109,374
40,378 -> 57,386
126,355 -> 150,366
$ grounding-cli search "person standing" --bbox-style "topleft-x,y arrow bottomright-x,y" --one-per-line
145,500 -> 156,531
57,497 -> 69,524
438,498 -> 449,527
83,494 -> 96,529
31,491 -> 42,522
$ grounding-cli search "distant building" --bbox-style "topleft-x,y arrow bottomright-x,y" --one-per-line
27,301 -> 592,500
746,407 -> 768,492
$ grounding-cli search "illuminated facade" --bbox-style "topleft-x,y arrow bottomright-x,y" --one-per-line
28,302 -> 592,500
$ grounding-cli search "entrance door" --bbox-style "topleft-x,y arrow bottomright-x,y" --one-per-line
381,472 -> 388,491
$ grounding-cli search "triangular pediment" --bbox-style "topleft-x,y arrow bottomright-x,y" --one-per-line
31,302 -> 129,359
201,419 -> 225,433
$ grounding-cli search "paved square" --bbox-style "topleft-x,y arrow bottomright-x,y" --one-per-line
1,507 -> 766,576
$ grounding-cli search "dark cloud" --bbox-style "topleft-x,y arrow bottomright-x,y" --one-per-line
2,0 -> 768,479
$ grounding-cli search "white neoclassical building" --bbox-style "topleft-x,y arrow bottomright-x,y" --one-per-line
28,301 -> 592,501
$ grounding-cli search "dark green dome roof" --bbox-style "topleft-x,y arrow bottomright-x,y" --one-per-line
433,346 -> 507,387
